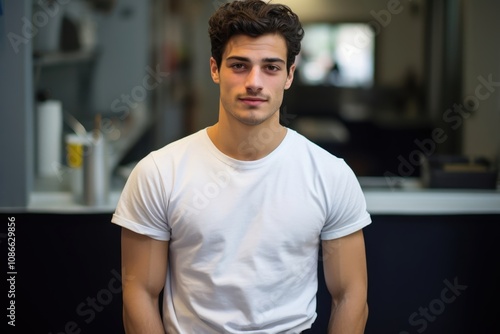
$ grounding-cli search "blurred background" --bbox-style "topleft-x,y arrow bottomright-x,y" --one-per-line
1,0 -> 500,207
1,1 -> 499,333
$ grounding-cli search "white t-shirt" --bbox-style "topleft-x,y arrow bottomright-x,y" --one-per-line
112,128 -> 371,334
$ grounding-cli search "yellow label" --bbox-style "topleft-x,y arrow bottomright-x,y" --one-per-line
67,142 -> 83,168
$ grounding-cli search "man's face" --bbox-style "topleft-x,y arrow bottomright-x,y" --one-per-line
210,33 -> 296,126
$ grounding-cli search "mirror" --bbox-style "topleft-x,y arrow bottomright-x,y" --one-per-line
278,0 -> 436,176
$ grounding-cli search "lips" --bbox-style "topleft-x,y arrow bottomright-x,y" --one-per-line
239,97 -> 267,106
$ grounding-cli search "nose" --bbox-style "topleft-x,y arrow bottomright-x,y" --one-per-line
245,66 -> 263,93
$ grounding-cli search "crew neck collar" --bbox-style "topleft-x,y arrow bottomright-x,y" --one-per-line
201,127 -> 293,170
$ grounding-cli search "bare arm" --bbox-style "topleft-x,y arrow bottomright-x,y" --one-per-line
322,230 -> 369,334
121,228 -> 169,334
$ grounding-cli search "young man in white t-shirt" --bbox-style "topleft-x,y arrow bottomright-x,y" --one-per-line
112,1 -> 371,333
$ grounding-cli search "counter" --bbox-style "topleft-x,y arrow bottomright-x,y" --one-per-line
7,179 -> 499,334
3,177 -> 499,215
27,191 -> 122,214
360,177 -> 500,215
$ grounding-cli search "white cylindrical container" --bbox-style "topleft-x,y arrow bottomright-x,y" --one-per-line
37,99 -> 63,178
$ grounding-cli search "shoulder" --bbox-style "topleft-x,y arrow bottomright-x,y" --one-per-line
130,129 -> 207,181
286,129 -> 361,191
137,129 -> 207,169
153,129 -> 206,158
287,129 -> 349,170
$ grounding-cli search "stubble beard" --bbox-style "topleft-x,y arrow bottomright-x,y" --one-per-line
231,107 -> 280,126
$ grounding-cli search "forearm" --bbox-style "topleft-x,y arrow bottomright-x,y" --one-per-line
322,231 -> 369,334
120,229 -> 169,333
123,290 -> 165,334
327,299 -> 368,334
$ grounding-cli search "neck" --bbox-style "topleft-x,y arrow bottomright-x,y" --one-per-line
207,114 -> 287,161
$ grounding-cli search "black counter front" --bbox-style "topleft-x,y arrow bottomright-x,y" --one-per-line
5,212 -> 499,334
314,214 -> 499,333
5,213 -> 122,334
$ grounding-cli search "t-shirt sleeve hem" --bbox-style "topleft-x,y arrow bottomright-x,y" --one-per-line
111,214 -> 171,241
320,215 -> 372,240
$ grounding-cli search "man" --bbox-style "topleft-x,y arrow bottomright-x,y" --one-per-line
112,0 -> 371,333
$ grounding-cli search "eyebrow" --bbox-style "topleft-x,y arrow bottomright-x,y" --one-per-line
226,56 -> 286,64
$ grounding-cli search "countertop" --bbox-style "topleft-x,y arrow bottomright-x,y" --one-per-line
3,177 -> 498,215
360,177 -> 500,215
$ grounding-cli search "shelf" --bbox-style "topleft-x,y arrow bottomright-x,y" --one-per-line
33,50 -> 97,67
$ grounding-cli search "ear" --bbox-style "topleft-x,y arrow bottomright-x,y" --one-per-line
284,63 -> 296,90
210,57 -> 220,84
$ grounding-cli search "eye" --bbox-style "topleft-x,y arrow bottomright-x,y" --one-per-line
230,63 -> 246,71
265,64 -> 281,72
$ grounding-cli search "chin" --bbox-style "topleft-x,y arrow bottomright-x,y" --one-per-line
237,118 -> 264,126
242,110 -> 279,125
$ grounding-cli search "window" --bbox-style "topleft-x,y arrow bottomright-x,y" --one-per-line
298,23 -> 376,88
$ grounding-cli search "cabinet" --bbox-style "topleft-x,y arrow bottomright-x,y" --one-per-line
30,0 -> 153,193
7,212 -> 499,333
33,50 -> 152,194
10,213 -> 124,333
33,49 -> 98,116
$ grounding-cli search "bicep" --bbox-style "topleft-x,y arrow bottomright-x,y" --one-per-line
121,228 -> 169,298
321,230 -> 368,302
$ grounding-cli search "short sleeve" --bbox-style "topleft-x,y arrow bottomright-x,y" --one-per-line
320,160 -> 371,240
111,154 -> 171,241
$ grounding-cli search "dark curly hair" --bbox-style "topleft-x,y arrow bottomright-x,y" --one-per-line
208,0 -> 304,73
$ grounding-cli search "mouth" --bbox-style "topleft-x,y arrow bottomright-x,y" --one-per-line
239,97 -> 268,107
